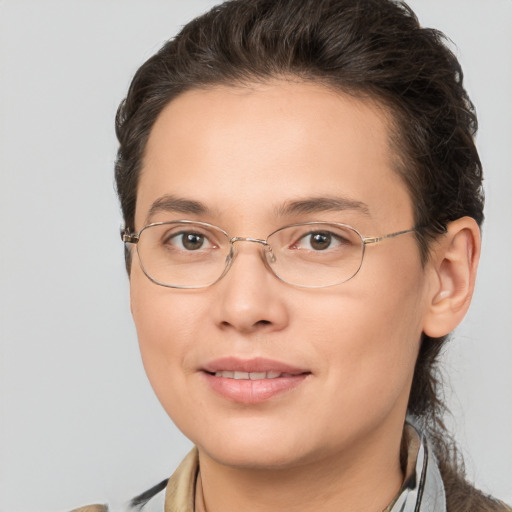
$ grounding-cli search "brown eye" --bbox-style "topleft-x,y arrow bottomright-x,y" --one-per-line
291,229 -> 351,252
309,232 -> 332,250
163,231 -> 210,251
181,233 -> 205,250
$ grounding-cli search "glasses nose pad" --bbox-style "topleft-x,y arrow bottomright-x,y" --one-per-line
266,246 -> 277,264
214,245 -> 236,283
225,247 -> 235,266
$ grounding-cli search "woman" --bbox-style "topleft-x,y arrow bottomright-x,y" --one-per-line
75,0 -> 510,510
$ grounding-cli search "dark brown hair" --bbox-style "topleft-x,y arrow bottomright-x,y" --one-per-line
115,1 -> 506,510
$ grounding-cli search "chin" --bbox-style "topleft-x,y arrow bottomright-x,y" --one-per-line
190,419 -> 331,471
200,440 -> 307,470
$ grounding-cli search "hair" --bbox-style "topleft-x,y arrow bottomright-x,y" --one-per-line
114,1 -> 506,510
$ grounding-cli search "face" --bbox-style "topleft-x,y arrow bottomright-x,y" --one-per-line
130,81 -> 433,470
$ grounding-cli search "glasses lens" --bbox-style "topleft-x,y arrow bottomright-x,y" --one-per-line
136,222 -> 230,288
266,223 -> 364,287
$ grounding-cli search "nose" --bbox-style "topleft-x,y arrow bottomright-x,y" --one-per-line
211,239 -> 289,334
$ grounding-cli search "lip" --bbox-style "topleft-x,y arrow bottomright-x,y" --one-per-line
203,357 -> 308,374
201,357 -> 311,404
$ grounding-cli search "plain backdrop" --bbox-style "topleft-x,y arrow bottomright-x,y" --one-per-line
0,1 -> 511,510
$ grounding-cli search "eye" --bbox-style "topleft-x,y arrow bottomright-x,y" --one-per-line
307,232 -> 332,251
294,230 -> 348,251
165,231 -> 215,251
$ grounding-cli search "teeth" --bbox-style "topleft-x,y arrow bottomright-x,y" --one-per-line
214,370 -> 284,379
217,371 -> 234,378
249,372 -> 266,380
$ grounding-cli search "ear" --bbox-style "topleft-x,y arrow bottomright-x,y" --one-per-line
423,217 -> 481,338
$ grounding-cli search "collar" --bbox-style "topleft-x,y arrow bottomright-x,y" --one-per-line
385,423 -> 446,512
134,423 -> 446,512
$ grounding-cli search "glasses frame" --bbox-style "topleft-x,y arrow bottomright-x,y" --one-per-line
122,220 -> 416,289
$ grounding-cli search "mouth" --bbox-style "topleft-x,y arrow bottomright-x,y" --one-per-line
211,370 -> 298,380
202,357 -> 311,403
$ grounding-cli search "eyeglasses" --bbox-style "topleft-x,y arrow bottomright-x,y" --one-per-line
122,220 -> 416,289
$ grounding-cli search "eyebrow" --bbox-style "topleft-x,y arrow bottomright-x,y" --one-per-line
144,194 -> 370,225
145,194 -> 211,224
275,196 -> 371,217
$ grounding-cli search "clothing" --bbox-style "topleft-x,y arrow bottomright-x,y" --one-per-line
72,423 -> 452,512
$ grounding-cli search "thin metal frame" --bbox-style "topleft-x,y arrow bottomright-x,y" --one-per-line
122,220 -> 416,289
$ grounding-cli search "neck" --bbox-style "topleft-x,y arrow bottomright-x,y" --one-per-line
196,424 -> 405,512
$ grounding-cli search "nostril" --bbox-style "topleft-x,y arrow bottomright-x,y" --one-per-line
220,318 -> 272,329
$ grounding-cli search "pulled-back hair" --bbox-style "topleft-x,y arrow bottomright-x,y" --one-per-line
115,1 -> 504,510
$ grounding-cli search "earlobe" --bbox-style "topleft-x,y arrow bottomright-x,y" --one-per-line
423,217 -> 481,338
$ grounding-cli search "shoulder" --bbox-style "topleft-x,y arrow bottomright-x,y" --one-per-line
70,507 -> 108,512
68,479 -> 168,512
66,479 -> 168,512
69,448 -> 198,512
129,478 -> 169,511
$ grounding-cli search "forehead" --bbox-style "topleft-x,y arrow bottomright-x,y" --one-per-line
136,80 -> 412,231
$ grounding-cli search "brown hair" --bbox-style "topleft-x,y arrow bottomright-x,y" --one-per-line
115,1 -> 505,509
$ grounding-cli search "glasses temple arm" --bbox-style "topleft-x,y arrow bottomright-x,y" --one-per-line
121,230 -> 139,244
362,228 -> 416,245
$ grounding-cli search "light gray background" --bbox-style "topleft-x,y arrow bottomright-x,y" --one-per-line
0,1 -> 511,510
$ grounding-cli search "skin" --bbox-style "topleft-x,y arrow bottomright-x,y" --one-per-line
129,81 -> 480,512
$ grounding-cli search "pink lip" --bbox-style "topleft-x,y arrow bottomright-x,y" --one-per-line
203,357 -> 308,374
202,357 -> 310,404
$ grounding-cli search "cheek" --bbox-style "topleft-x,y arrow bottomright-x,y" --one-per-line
302,256 -> 426,410
129,269 -> 202,392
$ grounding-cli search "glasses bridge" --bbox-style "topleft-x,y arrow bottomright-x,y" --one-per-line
230,236 -> 269,246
